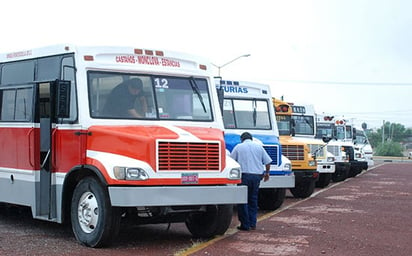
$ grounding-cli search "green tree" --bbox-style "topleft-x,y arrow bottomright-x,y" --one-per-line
375,141 -> 404,157
366,122 -> 412,156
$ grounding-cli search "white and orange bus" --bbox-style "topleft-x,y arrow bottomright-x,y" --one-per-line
0,45 -> 246,247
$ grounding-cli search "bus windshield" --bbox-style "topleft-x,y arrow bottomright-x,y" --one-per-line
276,115 -> 291,135
292,115 -> 314,135
88,72 -> 213,121
316,123 -> 334,139
222,98 -> 271,129
355,130 -> 368,144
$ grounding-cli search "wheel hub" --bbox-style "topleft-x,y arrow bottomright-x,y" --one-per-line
77,192 -> 99,233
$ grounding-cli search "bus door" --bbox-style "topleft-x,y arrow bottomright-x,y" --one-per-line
36,80 -> 71,219
36,81 -> 54,218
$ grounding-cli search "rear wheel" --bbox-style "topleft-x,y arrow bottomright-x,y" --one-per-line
71,177 -> 120,248
185,204 -> 233,238
290,180 -> 315,198
258,188 -> 286,210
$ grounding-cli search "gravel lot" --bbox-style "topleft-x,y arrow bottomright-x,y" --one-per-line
1,162 -> 411,256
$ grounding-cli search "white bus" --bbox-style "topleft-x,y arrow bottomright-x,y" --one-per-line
290,103 -> 336,188
316,114 -> 368,179
353,125 -> 374,167
0,45 -> 247,247
216,79 -> 294,210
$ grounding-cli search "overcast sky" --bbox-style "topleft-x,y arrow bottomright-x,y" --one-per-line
1,0 -> 411,128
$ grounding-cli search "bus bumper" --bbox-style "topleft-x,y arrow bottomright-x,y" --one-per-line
293,170 -> 319,183
260,173 -> 295,188
109,185 -> 247,207
317,163 -> 336,174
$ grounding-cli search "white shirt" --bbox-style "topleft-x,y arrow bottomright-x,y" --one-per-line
230,139 -> 272,175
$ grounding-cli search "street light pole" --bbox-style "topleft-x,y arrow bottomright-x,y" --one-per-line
212,54 -> 251,77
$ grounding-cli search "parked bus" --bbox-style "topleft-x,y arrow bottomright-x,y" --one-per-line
216,79 -> 294,210
273,98 -> 318,198
290,103 -> 336,188
0,45 -> 247,247
316,114 -> 350,182
353,125 -> 374,167
316,114 -> 368,179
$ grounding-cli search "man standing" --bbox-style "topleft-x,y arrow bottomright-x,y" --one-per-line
230,132 -> 272,231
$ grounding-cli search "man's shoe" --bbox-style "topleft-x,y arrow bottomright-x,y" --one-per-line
250,226 -> 256,230
237,226 -> 250,231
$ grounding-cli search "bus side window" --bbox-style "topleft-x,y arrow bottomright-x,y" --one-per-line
0,89 -> 15,121
15,87 -> 33,121
0,87 -> 33,122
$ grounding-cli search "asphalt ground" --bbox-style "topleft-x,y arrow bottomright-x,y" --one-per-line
0,162 -> 411,255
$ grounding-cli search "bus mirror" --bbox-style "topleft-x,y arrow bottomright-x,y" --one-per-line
55,80 -> 71,118
322,136 -> 332,143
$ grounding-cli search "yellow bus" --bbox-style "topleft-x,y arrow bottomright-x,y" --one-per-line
273,98 -> 318,198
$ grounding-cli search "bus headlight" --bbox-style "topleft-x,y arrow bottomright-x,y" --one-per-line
308,160 -> 316,167
114,167 -> 149,180
229,168 -> 241,180
327,156 -> 335,162
283,163 -> 292,171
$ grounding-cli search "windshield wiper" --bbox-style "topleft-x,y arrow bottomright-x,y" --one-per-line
189,77 -> 207,113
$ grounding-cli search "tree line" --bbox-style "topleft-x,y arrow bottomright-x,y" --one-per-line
366,122 -> 412,156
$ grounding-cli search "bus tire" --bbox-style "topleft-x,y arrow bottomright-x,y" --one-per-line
348,167 -> 362,178
332,167 -> 349,182
185,204 -> 233,238
290,180 -> 315,198
71,177 -> 120,248
258,188 -> 286,210
316,173 -> 332,188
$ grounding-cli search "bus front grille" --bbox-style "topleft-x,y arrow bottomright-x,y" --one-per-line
263,145 -> 280,165
158,141 -> 220,171
282,145 -> 305,161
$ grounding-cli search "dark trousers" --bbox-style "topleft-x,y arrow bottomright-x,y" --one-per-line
237,173 -> 262,229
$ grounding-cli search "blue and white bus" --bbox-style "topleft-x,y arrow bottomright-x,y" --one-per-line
216,79 -> 294,210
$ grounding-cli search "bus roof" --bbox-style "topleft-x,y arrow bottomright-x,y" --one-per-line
0,44 -> 212,75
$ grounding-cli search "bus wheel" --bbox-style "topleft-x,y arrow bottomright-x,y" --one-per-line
71,177 -> 120,248
258,188 -> 286,210
332,167 -> 349,182
290,180 -> 315,198
185,204 -> 233,238
316,173 -> 332,188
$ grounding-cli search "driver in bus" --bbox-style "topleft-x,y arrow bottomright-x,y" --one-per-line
103,78 -> 148,118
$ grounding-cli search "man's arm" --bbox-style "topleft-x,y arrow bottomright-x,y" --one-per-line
263,163 -> 270,182
128,108 -> 143,118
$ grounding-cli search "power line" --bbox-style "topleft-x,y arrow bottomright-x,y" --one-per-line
272,79 -> 412,86
334,109 -> 412,115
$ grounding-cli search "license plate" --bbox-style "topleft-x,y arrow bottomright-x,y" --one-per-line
181,173 -> 199,184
